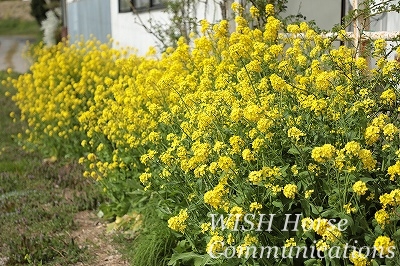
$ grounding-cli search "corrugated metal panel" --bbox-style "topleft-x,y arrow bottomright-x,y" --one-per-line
67,0 -> 111,43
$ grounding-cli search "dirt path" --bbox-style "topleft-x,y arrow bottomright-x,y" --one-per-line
0,35 -> 34,73
0,1 -> 36,73
0,3 -> 131,265
72,211 -> 129,266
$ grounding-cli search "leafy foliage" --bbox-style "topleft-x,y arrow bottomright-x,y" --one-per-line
6,1 -> 400,265
0,73 -> 103,265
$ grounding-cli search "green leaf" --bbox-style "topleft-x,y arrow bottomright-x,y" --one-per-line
304,258 -> 320,266
300,199 -> 311,217
288,147 -> 300,155
338,213 -> 354,229
385,257 -> 395,266
272,200 -> 283,210
364,234 -> 374,244
168,252 -> 210,266
360,177 -> 375,183
392,229 -> 400,240
374,225 -> 383,235
371,260 -> 380,266
304,231 -> 315,240
194,254 -> 212,266
320,209 -> 339,218
311,205 -> 323,215
299,170 -> 309,178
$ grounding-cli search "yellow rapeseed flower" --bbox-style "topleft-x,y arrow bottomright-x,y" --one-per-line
311,144 -> 336,163
374,236 -> 395,255
287,127 -> 306,142
353,181 -> 368,196
349,251 -> 369,266
167,208 -> 189,233
283,184 -> 298,199
375,209 -> 389,228
265,4 -> 274,16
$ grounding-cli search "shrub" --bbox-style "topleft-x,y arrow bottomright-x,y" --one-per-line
8,39 -> 130,158
8,3 -> 400,265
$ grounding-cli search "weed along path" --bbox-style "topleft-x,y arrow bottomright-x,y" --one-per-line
0,72 -> 128,265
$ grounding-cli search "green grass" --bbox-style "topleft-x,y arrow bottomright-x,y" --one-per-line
109,189 -> 178,266
0,18 -> 41,36
0,71 -> 104,265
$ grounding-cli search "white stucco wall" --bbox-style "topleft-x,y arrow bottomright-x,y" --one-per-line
110,0 -> 226,55
108,1 -> 399,55
110,0 -> 343,54
283,0 -> 342,30
110,1 -> 168,55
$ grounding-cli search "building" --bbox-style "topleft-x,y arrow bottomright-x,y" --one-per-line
63,0 -> 400,55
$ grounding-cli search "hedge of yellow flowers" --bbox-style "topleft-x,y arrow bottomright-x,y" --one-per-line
7,4 -> 400,265
7,39 -> 130,157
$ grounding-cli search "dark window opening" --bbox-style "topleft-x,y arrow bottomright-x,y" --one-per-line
119,0 -> 164,13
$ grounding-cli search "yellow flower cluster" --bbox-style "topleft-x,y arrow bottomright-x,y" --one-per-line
373,39 -> 386,56
379,189 -> 400,208
387,161 -> 400,181
380,88 -> 396,105
168,208 -> 189,233
287,127 -> 306,142
365,126 -> 380,145
374,236 -> 395,255
349,250 -> 369,266
206,234 -> 224,254
7,5 -> 400,264
249,6 -> 259,18
236,234 -> 259,257
334,141 -> 377,171
344,141 -> 361,157
311,144 -> 336,163
204,182 -> 229,210
248,166 -> 281,185
8,39 -> 128,157
343,203 -> 357,214
249,202 -> 262,212
313,218 -> 342,242
283,184 -> 297,199
375,209 -> 389,228
284,238 -> 296,248
265,4 -> 274,16
352,181 -> 368,196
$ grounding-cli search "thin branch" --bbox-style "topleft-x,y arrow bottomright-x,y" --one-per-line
128,1 -> 169,48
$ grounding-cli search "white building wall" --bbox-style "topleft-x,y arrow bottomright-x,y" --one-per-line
110,0 -> 343,54
81,0 -> 398,56
110,1 -> 168,54
283,0 -> 342,30
109,0 -> 226,55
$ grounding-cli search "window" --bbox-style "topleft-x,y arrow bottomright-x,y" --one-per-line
119,0 -> 164,13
